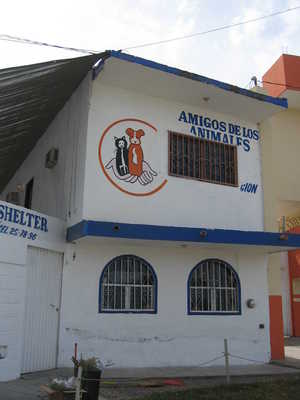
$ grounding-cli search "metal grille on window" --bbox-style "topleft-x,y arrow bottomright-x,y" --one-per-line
100,255 -> 156,312
169,131 -> 238,186
189,259 -> 240,314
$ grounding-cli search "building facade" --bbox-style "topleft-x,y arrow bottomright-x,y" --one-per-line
260,54 -> 300,359
0,51 -> 298,381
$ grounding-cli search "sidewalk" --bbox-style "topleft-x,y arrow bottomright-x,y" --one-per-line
101,363 -> 300,379
272,336 -> 300,369
0,364 -> 299,400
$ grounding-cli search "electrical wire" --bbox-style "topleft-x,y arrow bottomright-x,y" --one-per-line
0,34 -> 98,55
1,5 -> 300,55
2,35 -> 300,92
121,5 -> 300,51
1,8 -> 300,95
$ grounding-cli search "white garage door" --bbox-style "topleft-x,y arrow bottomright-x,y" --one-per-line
22,247 -> 63,373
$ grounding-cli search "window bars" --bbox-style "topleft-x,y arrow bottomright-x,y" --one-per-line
100,255 -> 156,312
169,131 -> 238,186
189,259 -> 240,314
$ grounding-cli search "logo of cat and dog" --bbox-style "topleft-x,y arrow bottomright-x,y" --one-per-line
99,118 -> 168,196
105,128 -> 157,185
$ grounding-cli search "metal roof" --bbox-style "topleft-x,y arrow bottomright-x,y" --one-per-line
0,53 -> 103,192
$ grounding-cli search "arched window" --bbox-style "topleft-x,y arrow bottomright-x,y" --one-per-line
188,259 -> 241,315
99,255 -> 157,313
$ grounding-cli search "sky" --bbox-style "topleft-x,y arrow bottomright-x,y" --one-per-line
1,0 -> 300,87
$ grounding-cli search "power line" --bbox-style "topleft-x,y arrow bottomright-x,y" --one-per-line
0,34 -> 98,55
0,5 -> 300,56
121,5 -> 300,51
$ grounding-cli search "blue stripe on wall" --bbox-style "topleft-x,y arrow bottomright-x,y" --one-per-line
66,220 -> 300,248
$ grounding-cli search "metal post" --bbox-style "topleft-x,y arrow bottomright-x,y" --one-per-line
75,366 -> 82,400
98,376 -> 102,400
224,339 -> 230,384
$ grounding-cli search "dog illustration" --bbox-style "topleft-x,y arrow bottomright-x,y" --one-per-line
126,128 -> 145,177
114,136 -> 129,176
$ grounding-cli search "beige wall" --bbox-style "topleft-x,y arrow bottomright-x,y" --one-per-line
267,254 -> 283,296
261,108 -> 300,296
261,109 -> 300,231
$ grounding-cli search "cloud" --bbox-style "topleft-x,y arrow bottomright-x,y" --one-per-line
1,0 -> 300,86
228,7 -> 268,46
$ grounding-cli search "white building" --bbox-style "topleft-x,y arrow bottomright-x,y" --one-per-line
0,51 -> 299,381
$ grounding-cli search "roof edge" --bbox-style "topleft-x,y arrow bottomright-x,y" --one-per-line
107,50 -> 288,109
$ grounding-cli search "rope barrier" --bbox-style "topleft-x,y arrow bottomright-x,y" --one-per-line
73,338 -> 269,395
197,355 -> 225,367
228,353 -> 266,364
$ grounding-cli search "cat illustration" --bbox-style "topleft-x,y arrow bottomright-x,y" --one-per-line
114,136 -> 129,176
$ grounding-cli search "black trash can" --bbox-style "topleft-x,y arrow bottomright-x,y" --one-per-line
82,369 -> 102,400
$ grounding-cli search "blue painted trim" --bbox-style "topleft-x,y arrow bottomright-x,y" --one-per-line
66,220 -> 88,242
98,254 -> 158,314
67,220 -> 300,249
187,258 -> 241,316
107,50 -> 288,109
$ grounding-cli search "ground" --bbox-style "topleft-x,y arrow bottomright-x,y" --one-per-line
282,337 -> 300,368
135,377 -> 300,400
1,365 -> 299,400
1,338 -> 300,399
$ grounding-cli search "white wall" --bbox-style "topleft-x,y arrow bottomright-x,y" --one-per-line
1,72 -> 264,232
1,75 -> 91,225
0,237 -> 26,381
59,240 -> 270,368
0,201 -> 66,381
83,82 -> 264,231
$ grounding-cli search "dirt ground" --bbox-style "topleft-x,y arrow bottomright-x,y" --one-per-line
98,375 -> 300,400
1,361 -> 299,400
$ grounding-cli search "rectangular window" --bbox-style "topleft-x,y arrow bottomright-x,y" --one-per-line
24,178 -> 34,209
168,131 -> 238,186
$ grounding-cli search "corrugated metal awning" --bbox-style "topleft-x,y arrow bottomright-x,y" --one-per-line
0,53 -> 104,192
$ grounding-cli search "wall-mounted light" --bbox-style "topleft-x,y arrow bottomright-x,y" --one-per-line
246,299 -> 256,309
279,233 -> 288,241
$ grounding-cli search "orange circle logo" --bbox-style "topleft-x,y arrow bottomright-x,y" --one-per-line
99,118 -> 168,197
